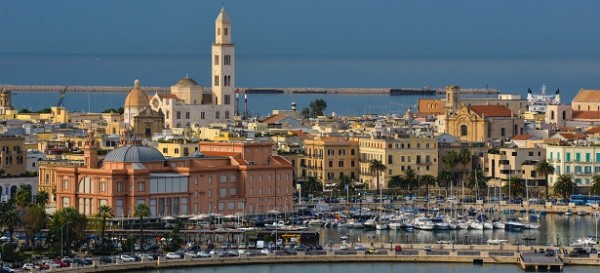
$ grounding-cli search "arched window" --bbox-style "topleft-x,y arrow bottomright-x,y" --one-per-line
551,111 -> 555,120
460,125 -> 468,136
78,177 -> 93,194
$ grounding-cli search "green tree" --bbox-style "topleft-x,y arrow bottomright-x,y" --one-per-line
466,169 -> 488,194
309,99 -> 328,117
442,150 -> 459,187
437,170 -> 455,197
15,184 -> 32,208
387,175 -> 403,196
536,160 -> 555,199
0,205 -> 20,243
403,168 -> 419,194
553,174 -> 575,200
134,203 -> 151,251
337,174 -> 351,192
503,176 -> 526,199
419,175 -> 437,199
50,207 -> 88,257
590,175 -> 600,196
302,176 -> 323,196
34,191 -> 50,207
97,205 -> 114,247
369,159 -> 387,195
300,107 -> 310,119
23,205 -> 48,250
458,148 -> 472,191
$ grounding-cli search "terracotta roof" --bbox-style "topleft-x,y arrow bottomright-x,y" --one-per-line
556,132 -> 586,140
261,114 -> 289,124
584,127 -> 600,134
573,89 -> 600,103
511,134 -> 533,140
572,111 -> 600,120
468,105 -> 513,117
289,130 -> 311,139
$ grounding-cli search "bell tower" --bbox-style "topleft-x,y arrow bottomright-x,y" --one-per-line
83,128 -> 98,168
211,6 -> 235,119
445,85 -> 460,113
0,88 -> 13,115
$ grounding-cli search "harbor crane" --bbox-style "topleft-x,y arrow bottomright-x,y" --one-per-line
56,86 -> 68,107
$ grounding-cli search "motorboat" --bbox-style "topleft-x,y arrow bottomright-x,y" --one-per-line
307,219 -> 325,227
375,223 -> 389,230
570,237 -> 598,247
469,221 -> 484,230
413,217 -> 435,231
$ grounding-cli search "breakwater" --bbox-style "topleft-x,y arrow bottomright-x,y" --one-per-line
3,85 -> 498,96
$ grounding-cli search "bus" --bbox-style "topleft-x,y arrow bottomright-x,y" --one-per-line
571,194 -> 600,205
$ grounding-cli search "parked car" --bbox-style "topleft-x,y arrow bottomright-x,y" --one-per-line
545,249 -> 555,256
354,244 -> 366,251
72,258 -> 87,266
22,263 -> 35,270
99,256 -> 114,264
139,254 -> 154,260
238,242 -> 246,249
184,252 -> 198,258
260,248 -> 271,255
197,251 -> 212,258
165,252 -> 182,259
53,258 -> 68,267
395,245 -> 403,252
248,242 -> 256,249
120,254 -> 136,262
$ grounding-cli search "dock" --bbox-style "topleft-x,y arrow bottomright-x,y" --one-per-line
519,252 -> 563,271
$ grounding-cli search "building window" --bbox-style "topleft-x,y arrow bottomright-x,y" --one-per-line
224,28 -> 228,35
163,148 -> 168,153
329,161 -> 333,167
185,112 -> 190,119
339,149 -> 345,155
137,182 -> 145,192
351,149 -> 355,155
220,175 -> 227,183
225,111 -> 230,119
460,125 -> 468,136
214,55 -> 219,65
176,111 -> 181,119
501,128 -> 506,137
224,55 -> 231,65
117,182 -> 123,192
201,112 -> 205,119
214,75 -> 219,86
230,187 -> 237,196
220,188 -> 227,198
62,179 -> 69,190
208,189 -> 212,197
216,111 -> 220,119
174,148 -> 179,154
338,161 -> 344,167
225,95 -> 231,105
100,182 -> 106,192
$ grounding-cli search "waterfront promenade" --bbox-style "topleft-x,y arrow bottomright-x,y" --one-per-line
45,243 -> 600,273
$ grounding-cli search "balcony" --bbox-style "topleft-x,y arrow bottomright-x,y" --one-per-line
417,161 -> 432,166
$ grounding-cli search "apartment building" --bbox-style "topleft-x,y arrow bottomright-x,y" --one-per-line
302,136 -> 359,190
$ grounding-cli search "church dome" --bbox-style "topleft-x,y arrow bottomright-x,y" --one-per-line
104,144 -> 165,163
124,79 -> 150,108
175,75 -> 200,87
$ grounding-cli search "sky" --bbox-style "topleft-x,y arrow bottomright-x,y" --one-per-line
1,0 -> 600,56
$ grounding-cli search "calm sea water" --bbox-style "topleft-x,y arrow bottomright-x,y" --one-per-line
2,54 -> 600,116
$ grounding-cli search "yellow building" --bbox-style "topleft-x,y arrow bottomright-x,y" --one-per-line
157,141 -> 200,157
359,136 -> 439,189
445,104 -> 524,143
302,136 -> 359,190
0,135 -> 26,176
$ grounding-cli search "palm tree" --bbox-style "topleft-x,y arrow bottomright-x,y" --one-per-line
337,174 -> 352,193
466,169 -> 488,195
536,160 -> 555,199
302,176 -> 322,196
369,159 -> 387,195
97,205 -> 114,247
134,203 -> 151,251
458,148 -> 472,195
503,176 -> 526,199
442,150 -> 459,187
420,175 -> 437,199
403,168 -> 419,195
553,174 -> 576,200
437,170 -> 455,197
34,191 -> 49,207
14,184 -> 32,208
590,175 -> 600,196
387,175 -> 403,197
0,206 -> 20,243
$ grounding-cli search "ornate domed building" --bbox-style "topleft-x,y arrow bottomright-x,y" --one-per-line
123,79 -> 164,138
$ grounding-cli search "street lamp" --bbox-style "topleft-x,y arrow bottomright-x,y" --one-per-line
517,241 -> 520,253
464,234 -> 469,245
60,222 -> 71,259
389,240 -> 393,251
556,233 -> 561,247
405,234 -> 409,244
329,240 -> 333,252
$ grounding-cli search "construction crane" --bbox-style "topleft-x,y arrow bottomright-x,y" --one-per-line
57,86 -> 67,107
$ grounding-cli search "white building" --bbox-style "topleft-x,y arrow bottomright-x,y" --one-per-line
149,7 -> 235,128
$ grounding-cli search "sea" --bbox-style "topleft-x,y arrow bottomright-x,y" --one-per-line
2,53 -> 600,116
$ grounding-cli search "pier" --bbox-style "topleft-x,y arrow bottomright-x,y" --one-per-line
2,85 -> 498,95
519,252 -> 564,271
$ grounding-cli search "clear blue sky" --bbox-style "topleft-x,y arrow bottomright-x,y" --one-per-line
1,0 -> 599,56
